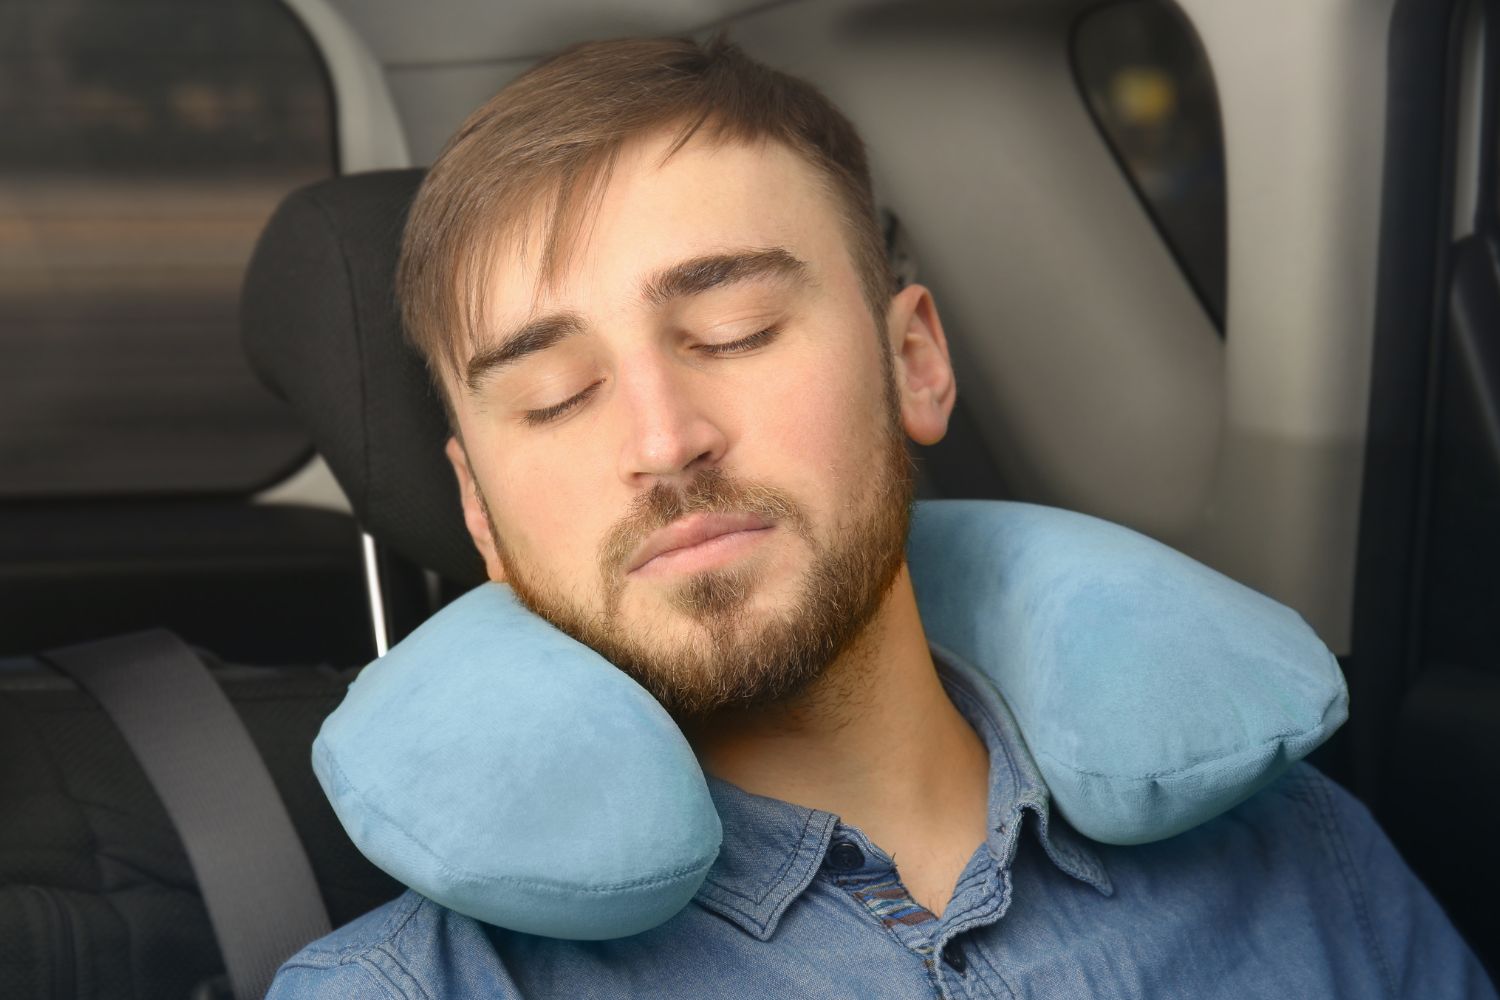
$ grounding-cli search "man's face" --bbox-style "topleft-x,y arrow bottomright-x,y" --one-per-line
446,131 -> 952,717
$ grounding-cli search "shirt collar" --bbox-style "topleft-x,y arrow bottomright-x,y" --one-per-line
933,644 -> 1113,898
693,646 -> 1112,939
693,782 -> 837,940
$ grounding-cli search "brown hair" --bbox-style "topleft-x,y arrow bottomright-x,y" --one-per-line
397,35 -> 893,401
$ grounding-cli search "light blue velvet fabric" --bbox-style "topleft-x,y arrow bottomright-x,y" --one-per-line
313,585 -> 721,940
909,501 -> 1348,844
313,499 -> 1347,940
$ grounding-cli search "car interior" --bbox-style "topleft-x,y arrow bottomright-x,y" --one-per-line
2,0 -> 1497,996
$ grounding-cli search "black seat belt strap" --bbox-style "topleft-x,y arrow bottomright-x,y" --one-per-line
43,631 -> 331,1000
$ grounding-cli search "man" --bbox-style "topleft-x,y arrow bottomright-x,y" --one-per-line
272,36 -> 1494,998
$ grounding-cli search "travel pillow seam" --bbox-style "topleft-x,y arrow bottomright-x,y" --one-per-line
1031,673 -> 1345,783
316,742 -> 717,896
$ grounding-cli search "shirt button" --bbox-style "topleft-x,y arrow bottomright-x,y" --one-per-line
827,842 -> 865,871
941,943 -> 967,974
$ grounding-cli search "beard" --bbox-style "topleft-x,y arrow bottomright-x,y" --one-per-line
484,371 -> 915,720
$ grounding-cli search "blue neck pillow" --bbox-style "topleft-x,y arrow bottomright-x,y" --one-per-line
313,500 -> 1346,940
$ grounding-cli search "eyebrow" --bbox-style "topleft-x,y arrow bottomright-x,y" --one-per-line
465,247 -> 809,393
642,247 -> 809,307
465,312 -> 586,393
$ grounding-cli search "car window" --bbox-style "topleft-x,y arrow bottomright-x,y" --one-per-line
0,0 -> 335,496
1073,0 -> 1228,330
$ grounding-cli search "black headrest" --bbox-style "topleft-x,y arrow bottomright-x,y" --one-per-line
241,170 -> 485,585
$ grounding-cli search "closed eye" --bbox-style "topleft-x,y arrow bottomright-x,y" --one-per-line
520,328 -> 774,425
522,380 -> 602,426
698,326 -> 781,356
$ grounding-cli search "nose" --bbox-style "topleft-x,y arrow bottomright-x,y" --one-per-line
614,354 -> 727,487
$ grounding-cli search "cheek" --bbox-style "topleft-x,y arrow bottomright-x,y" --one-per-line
747,330 -> 891,509
486,453 -> 610,586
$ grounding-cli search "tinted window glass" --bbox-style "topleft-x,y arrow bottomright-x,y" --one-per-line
1073,0 -> 1228,330
0,0 -> 335,496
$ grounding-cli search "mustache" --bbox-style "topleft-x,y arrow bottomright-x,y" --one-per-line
599,469 -> 808,580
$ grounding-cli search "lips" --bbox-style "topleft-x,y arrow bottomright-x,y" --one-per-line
626,511 -> 773,574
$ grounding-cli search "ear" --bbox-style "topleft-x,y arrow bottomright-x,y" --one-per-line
445,436 -> 508,582
885,284 -> 957,446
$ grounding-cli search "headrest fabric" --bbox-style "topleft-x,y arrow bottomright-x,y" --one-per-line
241,170 -> 484,584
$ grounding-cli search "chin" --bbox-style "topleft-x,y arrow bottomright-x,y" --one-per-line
644,548 -> 805,625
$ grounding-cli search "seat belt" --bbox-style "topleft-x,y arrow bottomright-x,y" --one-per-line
43,631 -> 332,1000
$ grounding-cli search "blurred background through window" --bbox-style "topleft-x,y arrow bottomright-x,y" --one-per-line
0,0 -> 334,496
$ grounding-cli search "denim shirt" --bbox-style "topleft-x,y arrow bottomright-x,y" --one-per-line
271,652 -> 1496,999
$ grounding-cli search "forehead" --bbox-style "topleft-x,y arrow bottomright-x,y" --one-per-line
478,132 -> 851,336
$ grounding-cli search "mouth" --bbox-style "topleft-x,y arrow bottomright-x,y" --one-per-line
626,512 -> 775,578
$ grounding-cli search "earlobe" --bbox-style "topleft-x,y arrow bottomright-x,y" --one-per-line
444,436 -> 508,582
887,285 -> 957,447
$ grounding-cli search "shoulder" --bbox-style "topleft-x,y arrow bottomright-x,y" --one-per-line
1257,761 -> 1376,841
1254,762 -> 1422,894
1240,764 -> 1494,999
268,890 -> 523,1000
1240,762 -> 1409,906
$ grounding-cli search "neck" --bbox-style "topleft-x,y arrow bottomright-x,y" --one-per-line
684,565 -> 991,914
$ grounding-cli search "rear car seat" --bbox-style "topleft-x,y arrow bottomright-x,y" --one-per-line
0,646 -> 400,999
